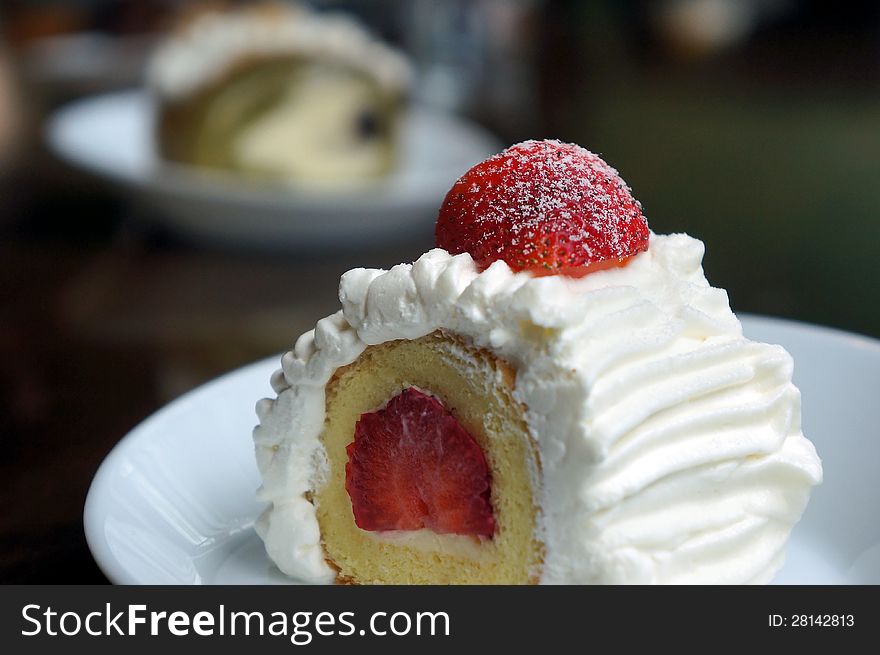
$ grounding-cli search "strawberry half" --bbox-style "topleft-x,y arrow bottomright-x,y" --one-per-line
435,139 -> 650,277
345,387 -> 495,538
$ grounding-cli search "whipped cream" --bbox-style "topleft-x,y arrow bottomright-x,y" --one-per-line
254,233 -> 822,584
148,5 -> 412,100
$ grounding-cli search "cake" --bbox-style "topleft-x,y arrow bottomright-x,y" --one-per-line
254,140 -> 822,584
147,2 -> 411,184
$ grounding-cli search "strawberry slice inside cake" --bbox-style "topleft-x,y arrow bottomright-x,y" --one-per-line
346,387 -> 495,537
312,333 -> 540,584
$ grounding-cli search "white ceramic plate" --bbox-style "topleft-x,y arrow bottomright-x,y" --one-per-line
84,315 -> 880,584
46,90 -> 501,248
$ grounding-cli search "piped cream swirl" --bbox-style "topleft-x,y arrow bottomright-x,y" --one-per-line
254,233 -> 822,584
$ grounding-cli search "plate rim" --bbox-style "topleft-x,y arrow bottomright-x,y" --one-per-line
83,354 -> 280,585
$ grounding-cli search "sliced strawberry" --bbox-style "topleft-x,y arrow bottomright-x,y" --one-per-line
435,139 -> 650,277
345,387 -> 495,538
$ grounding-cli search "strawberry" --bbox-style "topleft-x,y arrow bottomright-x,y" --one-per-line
345,387 -> 495,538
435,139 -> 650,277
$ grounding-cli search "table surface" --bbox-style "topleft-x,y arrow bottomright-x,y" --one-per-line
0,180 -> 431,582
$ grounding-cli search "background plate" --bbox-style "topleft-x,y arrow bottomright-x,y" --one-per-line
84,315 -> 880,584
46,90 -> 501,248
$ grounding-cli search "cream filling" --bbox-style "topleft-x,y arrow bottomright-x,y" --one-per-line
366,530 -> 489,560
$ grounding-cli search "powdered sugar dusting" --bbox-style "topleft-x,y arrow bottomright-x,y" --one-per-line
436,140 -> 649,273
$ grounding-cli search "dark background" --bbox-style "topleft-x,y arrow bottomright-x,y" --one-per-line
1,0 -> 879,583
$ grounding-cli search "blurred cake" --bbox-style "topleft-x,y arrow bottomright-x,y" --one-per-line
147,3 -> 411,184
254,140 -> 822,584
